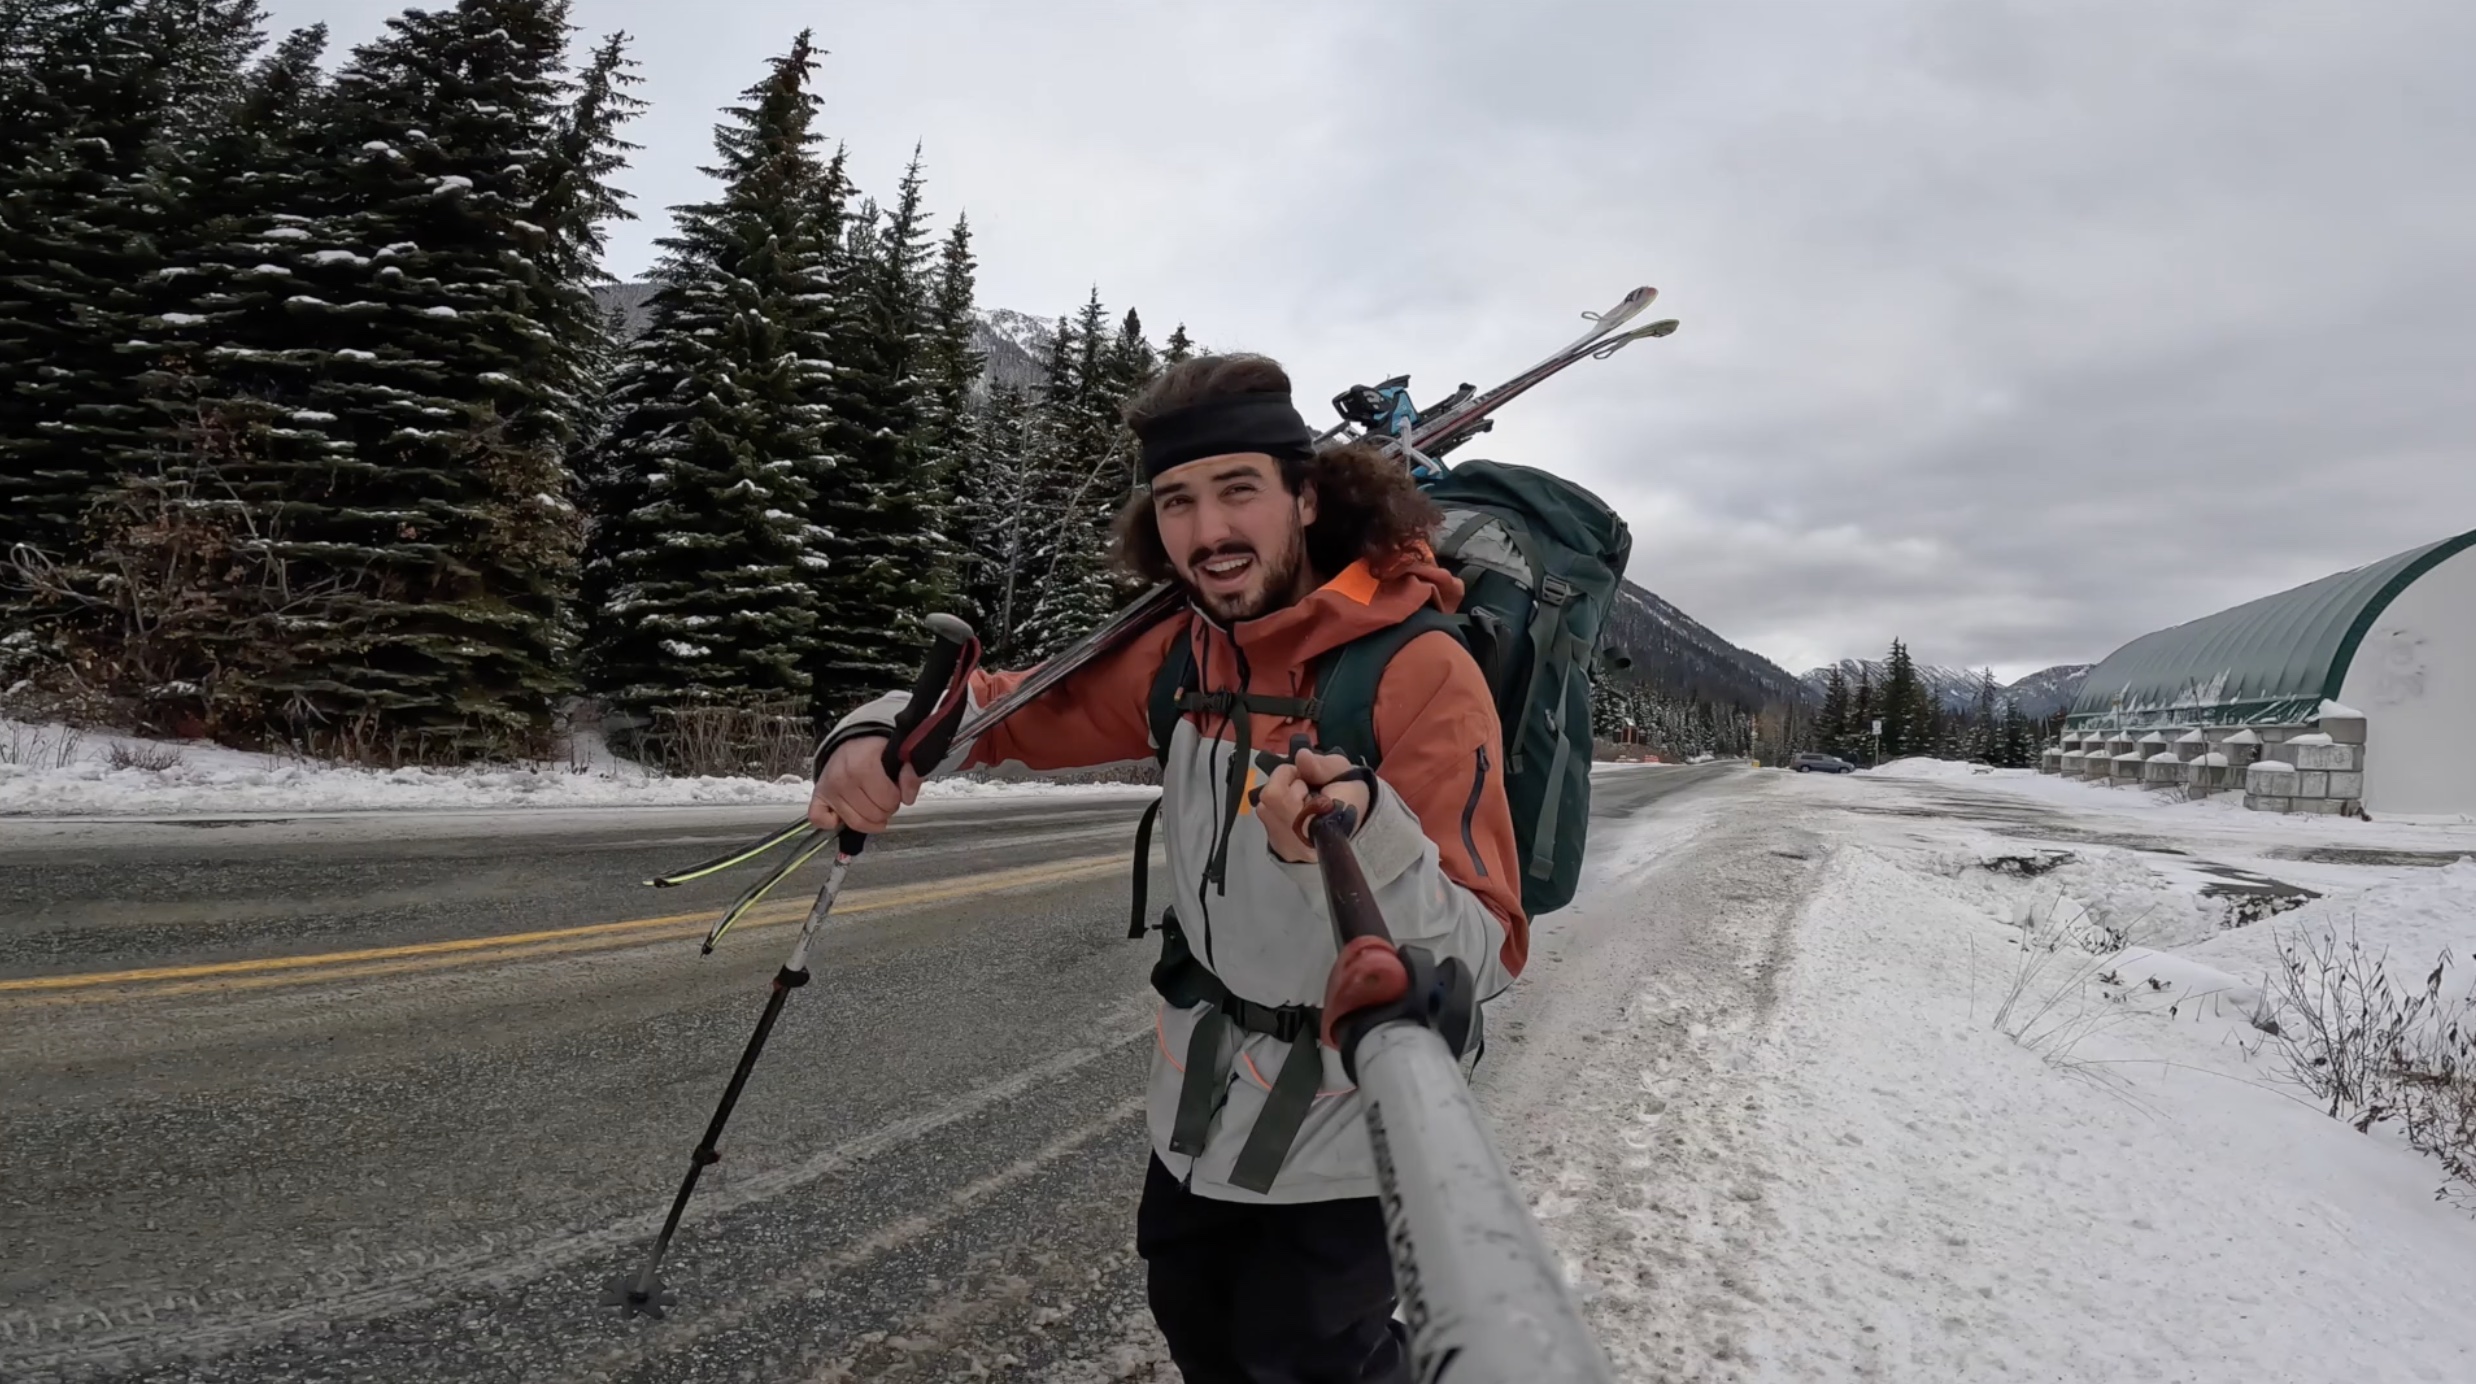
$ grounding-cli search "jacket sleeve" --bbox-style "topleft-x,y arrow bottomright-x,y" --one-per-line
1277,629 -> 1530,989
815,616 -> 1182,778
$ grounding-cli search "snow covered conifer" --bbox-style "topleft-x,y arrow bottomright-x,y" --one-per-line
0,0 -> 255,563
805,148 -> 957,709
201,0 -> 641,756
1879,639 -> 1920,759
1819,666 -> 1851,755
581,32 -> 834,719
1018,291 -> 1139,661
950,383 -> 1032,658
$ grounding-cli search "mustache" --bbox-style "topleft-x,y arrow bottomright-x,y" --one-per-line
1187,542 -> 1258,570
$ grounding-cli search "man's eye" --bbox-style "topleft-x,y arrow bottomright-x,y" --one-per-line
1159,494 -> 1189,512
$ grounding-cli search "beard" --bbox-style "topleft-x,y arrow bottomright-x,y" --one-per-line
1187,526 -> 1308,624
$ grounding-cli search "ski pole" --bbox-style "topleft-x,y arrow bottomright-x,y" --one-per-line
603,615 -> 982,1319
1299,777 -> 1617,1384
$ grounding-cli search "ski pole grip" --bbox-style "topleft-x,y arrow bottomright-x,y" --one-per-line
880,614 -> 979,781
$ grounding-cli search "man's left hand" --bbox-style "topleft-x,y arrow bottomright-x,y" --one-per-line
1258,747 -> 1372,864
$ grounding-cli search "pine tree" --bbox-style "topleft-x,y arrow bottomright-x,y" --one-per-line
0,0 -> 263,565
1163,323 -> 1194,365
154,0 -> 642,757
1966,668 -> 1994,762
582,31 -> 834,718
2000,698 -> 2030,768
909,211 -> 982,622
1879,639 -> 1920,760
0,1 -> 327,730
1020,290 -> 1139,660
1819,666 -> 1851,756
805,147 -> 955,710
951,383 -> 1032,655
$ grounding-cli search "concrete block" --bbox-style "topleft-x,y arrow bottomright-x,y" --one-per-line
2298,798 -> 2347,816
2261,727 -> 2290,743
2246,763 -> 2298,792
2294,742 -> 2361,772
2320,713 -> 2369,745
2246,794 -> 2293,813
2298,771 -> 2330,798
2329,772 -> 2365,799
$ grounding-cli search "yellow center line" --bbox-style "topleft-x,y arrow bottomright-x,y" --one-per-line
0,853 -> 1128,997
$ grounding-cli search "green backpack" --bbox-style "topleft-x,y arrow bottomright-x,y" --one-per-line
1144,458 -> 1631,919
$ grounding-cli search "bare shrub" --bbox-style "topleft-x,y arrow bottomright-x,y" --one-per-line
2268,924 -> 2476,1200
0,722 -> 84,770
2267,925 -> 2425,1125
3,402 -> 357,743
643,699 -> 813,780
106,740 -> 186,772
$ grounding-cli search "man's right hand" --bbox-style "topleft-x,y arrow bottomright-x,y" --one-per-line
808,736 -> 922,835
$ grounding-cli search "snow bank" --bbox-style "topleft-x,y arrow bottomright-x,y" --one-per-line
0,720 -> 1149,818
1738,839 -> 2476,1379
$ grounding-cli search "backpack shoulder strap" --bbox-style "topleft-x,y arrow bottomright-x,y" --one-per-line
1312,607 -> 1465,769
1146,626 -> 1196,767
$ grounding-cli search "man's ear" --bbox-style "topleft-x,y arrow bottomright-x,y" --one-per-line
1296,478 -> 1318,527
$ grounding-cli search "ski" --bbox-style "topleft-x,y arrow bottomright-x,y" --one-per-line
1397,286 -> 1676,462
949,581 -> 1185,745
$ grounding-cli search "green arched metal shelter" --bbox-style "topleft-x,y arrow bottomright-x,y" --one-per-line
2068,529 -> 2476,730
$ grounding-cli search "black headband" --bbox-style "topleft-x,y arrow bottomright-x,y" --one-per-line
1134,392 -> 1316,483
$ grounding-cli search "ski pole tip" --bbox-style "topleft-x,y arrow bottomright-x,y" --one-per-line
601,1272 -> 677,1318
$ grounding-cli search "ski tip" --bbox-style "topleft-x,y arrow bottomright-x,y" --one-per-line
1648,318 -> 1679,337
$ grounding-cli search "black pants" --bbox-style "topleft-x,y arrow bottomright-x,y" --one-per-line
1136,1156 -> 1410,1384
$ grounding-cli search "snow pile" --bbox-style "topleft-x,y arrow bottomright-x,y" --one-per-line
0,720 -> 1150,817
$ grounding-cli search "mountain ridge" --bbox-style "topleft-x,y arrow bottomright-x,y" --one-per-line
1798,659 -> 2089,718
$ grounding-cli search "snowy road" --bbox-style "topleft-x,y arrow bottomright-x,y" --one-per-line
0,763 -> 1749,1381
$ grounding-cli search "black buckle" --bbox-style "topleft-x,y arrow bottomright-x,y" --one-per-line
1539,575 -> 1574,607
1225,994 -> 1314,1043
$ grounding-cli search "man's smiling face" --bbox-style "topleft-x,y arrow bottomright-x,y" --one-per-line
1149,452 -> 1318,623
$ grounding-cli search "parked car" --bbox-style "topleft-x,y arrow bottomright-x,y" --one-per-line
1790,752 -> 1856,774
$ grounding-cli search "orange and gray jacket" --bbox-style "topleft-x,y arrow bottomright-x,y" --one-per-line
824,554 -> 1527,1204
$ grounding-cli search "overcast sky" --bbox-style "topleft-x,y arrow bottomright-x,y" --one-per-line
260,0 -> 2476,680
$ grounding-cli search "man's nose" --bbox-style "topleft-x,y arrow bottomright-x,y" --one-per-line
1190,496 -> 1240,548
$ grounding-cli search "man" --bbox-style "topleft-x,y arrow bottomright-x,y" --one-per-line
810,353 -> 1525,1383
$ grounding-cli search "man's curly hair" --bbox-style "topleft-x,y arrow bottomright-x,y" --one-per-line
1110,353 -> 1441,584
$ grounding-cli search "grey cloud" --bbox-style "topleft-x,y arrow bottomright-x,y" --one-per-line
260,0 -> 2476,679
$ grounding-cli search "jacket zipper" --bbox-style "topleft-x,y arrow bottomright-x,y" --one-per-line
1461,745 -> 1491,876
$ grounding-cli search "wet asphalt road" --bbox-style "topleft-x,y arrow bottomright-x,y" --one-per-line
0,765 -> 1744,1382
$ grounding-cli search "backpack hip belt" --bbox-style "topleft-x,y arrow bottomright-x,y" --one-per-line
1148,912 -> 1327,1196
